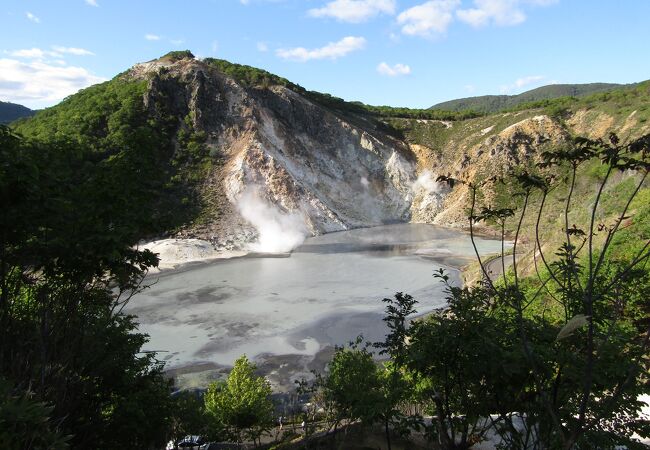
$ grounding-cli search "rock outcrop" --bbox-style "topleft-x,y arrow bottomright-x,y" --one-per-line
128,57 -> 418,249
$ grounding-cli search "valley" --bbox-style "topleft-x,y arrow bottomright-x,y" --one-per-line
4,48 -> 649,449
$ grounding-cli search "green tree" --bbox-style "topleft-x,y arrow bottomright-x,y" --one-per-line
430,133 -> 650,448
0,125 -> 174,448
204,355 -> 274,446
325,341 -> 383,426
324,334 -> 413,450
407,273 -> 543,449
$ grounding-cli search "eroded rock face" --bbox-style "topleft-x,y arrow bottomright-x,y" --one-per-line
127,57 -> 582,247
424,115 -> 570,228
128,58 -> 417,249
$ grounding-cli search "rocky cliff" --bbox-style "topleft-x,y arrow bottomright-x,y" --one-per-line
127,56 -> 424,251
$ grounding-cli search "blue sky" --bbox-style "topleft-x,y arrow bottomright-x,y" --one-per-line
2,0 -> 649,109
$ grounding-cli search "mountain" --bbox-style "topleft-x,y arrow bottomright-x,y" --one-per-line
430,83 -> 628,113
13,51 -> 650,258
15,51 -> 419,249
0,100 -> 34,124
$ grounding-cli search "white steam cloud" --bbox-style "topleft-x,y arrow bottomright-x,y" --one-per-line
237,187 -> 308,253
411,170 -> 444,195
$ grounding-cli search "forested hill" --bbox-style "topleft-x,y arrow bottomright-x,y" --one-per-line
0,100 -> 34,124
430,82 -> 630,113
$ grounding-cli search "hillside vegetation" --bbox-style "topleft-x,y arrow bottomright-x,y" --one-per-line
203,56 -> 481,122
431,82 -> 629,113
0,100 -> 34,124
12,75 -> 207,237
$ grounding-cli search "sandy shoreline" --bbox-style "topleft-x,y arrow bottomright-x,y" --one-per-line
138,238 -> 248,273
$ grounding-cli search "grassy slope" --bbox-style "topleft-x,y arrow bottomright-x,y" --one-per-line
431,82 -> 628,113
387,81 -> 650,285
394,81 -> 650,163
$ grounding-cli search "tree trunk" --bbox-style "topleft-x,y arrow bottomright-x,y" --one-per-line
385,419 -> 392,450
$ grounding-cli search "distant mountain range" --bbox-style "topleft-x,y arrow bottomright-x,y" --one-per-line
0,101 -> 34,124
430,83 -> 633,113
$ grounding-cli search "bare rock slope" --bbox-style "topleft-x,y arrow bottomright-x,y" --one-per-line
129,57 -> 418,249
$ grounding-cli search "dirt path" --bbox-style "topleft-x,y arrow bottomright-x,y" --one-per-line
484,254 -> 515,281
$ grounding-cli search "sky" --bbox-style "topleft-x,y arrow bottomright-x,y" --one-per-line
2,0 -> 650,110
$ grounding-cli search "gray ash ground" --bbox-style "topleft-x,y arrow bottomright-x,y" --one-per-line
127,224 -> 505,392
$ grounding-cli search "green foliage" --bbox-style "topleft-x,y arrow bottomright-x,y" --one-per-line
325,342 -> 384,425
0,378 -> 70,450
439,133 -> 649,448
14,78 -> 149,147
204,355 -> 274,445
12,76 -> 199,235
431,82 -> 628,113
160,50 -> 195,62
322,295 -> 421,450
0,125 -> 175,448
508,80 -> 650,120
204,58 -> 300,90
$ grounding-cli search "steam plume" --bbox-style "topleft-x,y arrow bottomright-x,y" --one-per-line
411,170 -> 443,195
237,187 -> 308,253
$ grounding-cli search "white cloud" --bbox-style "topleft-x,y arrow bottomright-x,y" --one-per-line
240,0 -> 250,4
276,36 -> 366,62
8,46 -> 94,60
377,62 -> 411,76
9,48 -> 50,59
257,42 -> 269,52
308,0 -> 396,23
397,0 -> 460,37
514,74 -> 544,87
145,34 -> 161,41
525,0 -> 558,5
211,40 -> 219,53
85,0 -> 99,6
464,84 -> 476,93
457,0 -> 557,27
0,58 -> 106,109
52,46 -> 95,56
26,12 -> 41,23
457,0 -> 525,27
169,39 -> 185,46
500,74 -> 545,93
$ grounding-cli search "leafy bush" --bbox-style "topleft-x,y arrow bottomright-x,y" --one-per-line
0,378 -> 70,450
161,50 -> 195,62
204,355 -> 274,446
